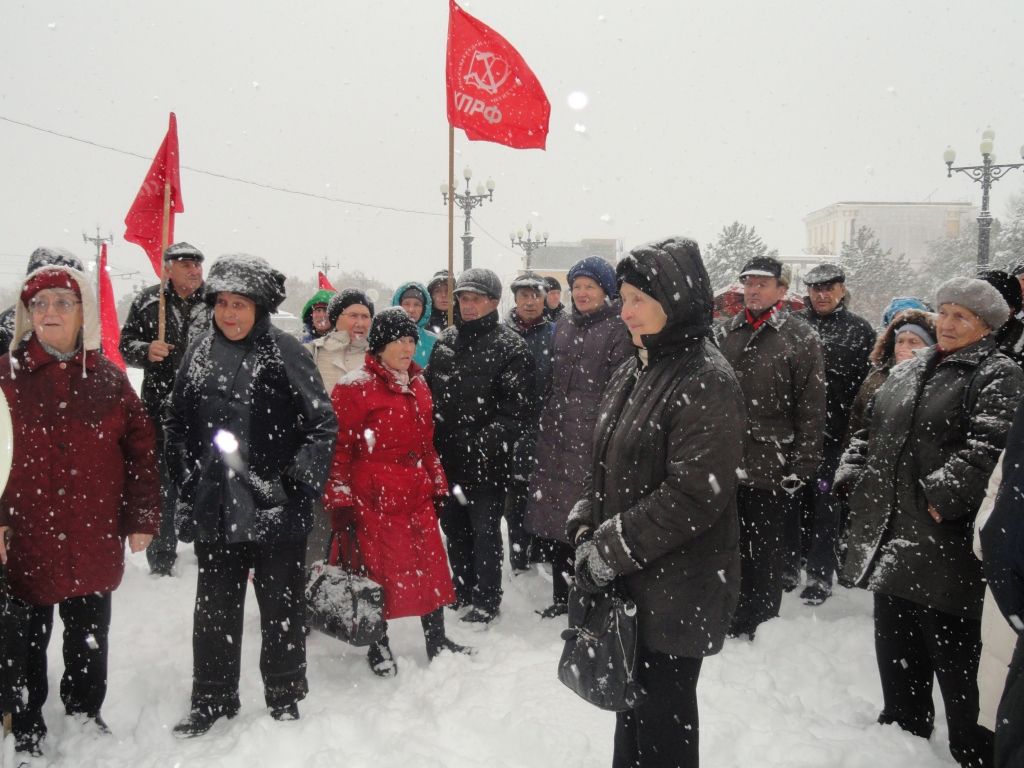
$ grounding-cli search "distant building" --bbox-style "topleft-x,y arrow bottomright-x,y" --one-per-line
519,238 -> 622,288
778,254 -> 842,288
803,201 -> 976,267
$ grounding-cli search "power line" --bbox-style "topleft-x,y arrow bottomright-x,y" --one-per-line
0,114 -> 446,218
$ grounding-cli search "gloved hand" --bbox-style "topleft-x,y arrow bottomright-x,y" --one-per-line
781,475 -> 805,495
574,540 -> 616,594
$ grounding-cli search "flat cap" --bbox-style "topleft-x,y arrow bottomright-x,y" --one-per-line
802,263 -> 845,286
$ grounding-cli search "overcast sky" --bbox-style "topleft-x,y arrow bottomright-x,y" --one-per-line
1,0 -> 1022,297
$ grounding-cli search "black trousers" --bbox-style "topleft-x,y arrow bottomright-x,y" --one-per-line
503,486 -> 535,571
14,592 -> 111,738
732,486 -> 788,632
146,449 -> 179,570
874,593 -> 993,768
995,630 -> 1024,768
440,486 -> 504,613
191,539 -> 308,709
613,647 -> 702,768
801,440 -> 844,587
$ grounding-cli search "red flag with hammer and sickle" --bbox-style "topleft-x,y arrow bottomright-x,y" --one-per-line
446,1 -> 550,150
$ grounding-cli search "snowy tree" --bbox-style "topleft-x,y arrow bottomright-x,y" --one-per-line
920,217 -> 1003,297
840,227 -> 915,325
994,193 -> 1024,270
703,222 -> 779,291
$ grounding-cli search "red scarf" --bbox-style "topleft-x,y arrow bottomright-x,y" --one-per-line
745,301 -> 783,330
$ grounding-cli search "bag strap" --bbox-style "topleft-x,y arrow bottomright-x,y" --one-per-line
344,524 -> 369,577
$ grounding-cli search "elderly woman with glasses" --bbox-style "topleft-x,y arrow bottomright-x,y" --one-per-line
0,262 -> 160,757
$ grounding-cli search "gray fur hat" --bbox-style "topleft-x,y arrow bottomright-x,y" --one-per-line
935,276 -> 1010,330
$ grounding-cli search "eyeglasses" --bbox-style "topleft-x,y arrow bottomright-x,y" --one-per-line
28,298 -> 81,315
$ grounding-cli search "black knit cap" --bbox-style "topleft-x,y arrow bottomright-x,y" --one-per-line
615,254 -> 655,296
368,306 -> 420,353
327,288 -> 375,327
543,275 -> 562,293
977,268 -> 1024,315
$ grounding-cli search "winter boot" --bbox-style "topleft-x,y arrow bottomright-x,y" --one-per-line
270,703 -> 300,721
536,603 -> 568,619
13,709 -> 46,757
422,609 -> 473,661
172,699 -> 240,739
800,581 -> 831,606
367,637 -> 398,678
460,606 -> 499,629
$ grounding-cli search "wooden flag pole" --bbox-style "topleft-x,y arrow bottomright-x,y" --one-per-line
157,182 -> 172,343
447,125 -> 455,327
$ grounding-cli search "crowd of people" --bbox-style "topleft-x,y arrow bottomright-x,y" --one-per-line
1,237 -> 1024,767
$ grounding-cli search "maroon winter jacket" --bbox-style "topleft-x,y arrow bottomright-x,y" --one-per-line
0,336 -> 160,605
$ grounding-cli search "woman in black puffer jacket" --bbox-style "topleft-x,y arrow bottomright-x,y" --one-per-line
566,237 -> 744,768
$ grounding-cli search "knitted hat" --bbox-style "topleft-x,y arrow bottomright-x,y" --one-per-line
802,263 -> 845,286
21,268 -> 81,306
163,242 -> 205,263
26,247 -> 85,275
454,268 -> 502,299
892,320 -> 935,347
368,306 -> 420,353
568,256 -> 617,300
881,297 -> 928,327
615,254 -> 655,296
302,288 -> 336,326
543,276 -> 562,293
399,285 -> 428,305
977,269 -> 1023,315
935,277 -> 1011,330
509,271 -> 548,294
327,288 -> 375,327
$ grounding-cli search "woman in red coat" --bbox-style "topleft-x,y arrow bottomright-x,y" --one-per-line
323,307 -> 468,677
0,264 -> 159,757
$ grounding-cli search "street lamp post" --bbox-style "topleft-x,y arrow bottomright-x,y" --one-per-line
441,166 -> 495,271
510,221 -> 549,269
944,128 -> 1024,266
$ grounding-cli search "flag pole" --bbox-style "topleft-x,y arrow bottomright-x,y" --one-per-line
157,182 -> 172,342
447,124 -> 455,327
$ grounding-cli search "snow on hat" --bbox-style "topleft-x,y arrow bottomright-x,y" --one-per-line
977,269 -> 1023,315
1010,260 -> 1024,277
328,288 -> 375,327
802,262 -> 845,286
204,254 -> 287,313
427,270 -> 449,294
20,268 -> 81,305
615,254 -> 655,296
509,271 -> 548,294
454,268 -> 502,299
26,247 -> 84,275
543,275 -> 562,293
738,256 -> 784,283
881,297 -> 928,327
935,276 -> 1011,330
163,242 -> 205,263
368,306 -> 420,353
568,256 -> 617,300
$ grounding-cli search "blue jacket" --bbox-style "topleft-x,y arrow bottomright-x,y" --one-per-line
392,281 -> 438,368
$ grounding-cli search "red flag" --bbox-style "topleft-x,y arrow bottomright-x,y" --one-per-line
124,113 -> 184,276
99,244 -> 126,371
446,1 -> 550,150
318,271 -> 336,291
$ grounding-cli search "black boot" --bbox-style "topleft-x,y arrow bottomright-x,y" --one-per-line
422,608 -> 472,661
13,709 -> 46,756
367,635 -> 398,678
173,698 -> 240,739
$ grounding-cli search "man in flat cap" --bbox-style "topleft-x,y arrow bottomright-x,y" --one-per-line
120,242 -> 212,576
716,256 -> 826,638
794,263 -> 876,605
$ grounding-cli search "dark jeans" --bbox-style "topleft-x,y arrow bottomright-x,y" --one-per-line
732,486 -> 788,633
191,539 -> 308,709
440,485 -> 504,613
802,440 -> 844,587
147,450 -> 179,570
996,631 -> 1024,768
14,592 -> 111,739
503,486 -> 534,571
613,647 -> 702,768
874,593 -> 993,768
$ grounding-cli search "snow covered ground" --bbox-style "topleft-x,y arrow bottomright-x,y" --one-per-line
27,369 -> 959,767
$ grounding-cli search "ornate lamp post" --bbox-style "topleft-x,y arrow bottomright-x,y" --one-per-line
944,127 -> 1024,266
509,221 -> 549,269
441,166 -> 495,271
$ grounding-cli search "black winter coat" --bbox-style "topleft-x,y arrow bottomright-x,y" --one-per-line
425,309 -> 537,490
164,315 -> 338,545
525,303 -> 633,543
119,282 -> 212,425
566,238 -> 743,658
503,310 -> 556,488
716,308 -> 826,489
995,315 -> 1024,370
798,301 -> 876,445
841,337 -> 1024,619
0,306 -> 15,354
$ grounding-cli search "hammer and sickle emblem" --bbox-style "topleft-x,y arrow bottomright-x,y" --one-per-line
463,50 -> 510,95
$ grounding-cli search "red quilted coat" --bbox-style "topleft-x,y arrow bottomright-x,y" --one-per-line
323,354 -> 455,620
0,336 -> 160,605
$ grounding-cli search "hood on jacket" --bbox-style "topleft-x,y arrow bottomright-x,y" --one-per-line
869,308 -> 937,367
204,254 -> 287,313
391,281 -> 433,330
616,237 -> 713,349
11,265 -> 100,374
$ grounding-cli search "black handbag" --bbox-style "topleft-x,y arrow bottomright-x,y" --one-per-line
305,526 -> 385,647
557,581 -> 648,712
